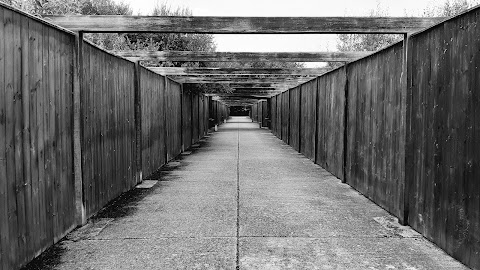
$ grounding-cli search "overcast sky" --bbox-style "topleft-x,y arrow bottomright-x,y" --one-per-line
113,0 -> 454,66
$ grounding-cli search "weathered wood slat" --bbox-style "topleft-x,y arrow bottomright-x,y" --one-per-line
299,79 -> 317,161
0,7 -> 8,270
407,7 -> 480,269
118,51 -> 372,62
44,15 -> 445,34
172,77 -> 312,84
148,67 -> 331,75
281,91 -> 290,143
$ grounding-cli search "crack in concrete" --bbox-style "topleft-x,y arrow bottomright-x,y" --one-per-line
236,122 -> 241,270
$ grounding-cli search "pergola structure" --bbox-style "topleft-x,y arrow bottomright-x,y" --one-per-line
45,15 -> 445,106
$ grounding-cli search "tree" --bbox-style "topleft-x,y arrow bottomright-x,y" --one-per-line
124,3 -> 216,68
328,0 -> 479,69
423,0 -> 480,17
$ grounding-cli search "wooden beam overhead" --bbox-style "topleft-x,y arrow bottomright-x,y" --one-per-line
147,67 -> 331,75
45,16 -> 445,34
172,77 -> 312,84
118,51 -> 372,62
210,90 -> 282,95
169,75 -> 316,81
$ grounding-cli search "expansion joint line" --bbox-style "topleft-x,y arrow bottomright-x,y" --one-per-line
235,122 -> 240,270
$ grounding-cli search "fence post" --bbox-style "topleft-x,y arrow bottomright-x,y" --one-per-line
400,33 -> 413,226
73,32 -> 86,226
342,63 -> 349,184
133,61 -> 142,184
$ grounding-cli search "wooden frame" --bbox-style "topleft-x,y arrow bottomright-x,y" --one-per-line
115,51 -> 373,62
44,16 -> 445,34
147,67 -> 331,75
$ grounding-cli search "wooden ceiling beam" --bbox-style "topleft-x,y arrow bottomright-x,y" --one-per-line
44,16 -> 445,34
119,51 -> 372,62
173,78 -> 311,84
147,67 -> 331,75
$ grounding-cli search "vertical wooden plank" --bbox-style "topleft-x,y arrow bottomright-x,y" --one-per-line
35,22 -> 47,253
401,33 -> 412,225
342,65 -> 348,182
27,18 -> 40,261
134,61 -> 142,183
4,9 -> 19,268
19,14 -> 31,262
0,7 -> 8,270
73,32 -> 85,226
58,32 -> 67,234
42,26 -> 53,247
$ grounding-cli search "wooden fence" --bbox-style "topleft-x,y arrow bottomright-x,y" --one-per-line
251,100 -> 268,127
0,7 -> 76,269
407,8 -> 480,269
268,6 -> 480,269
0,4 -> 221,270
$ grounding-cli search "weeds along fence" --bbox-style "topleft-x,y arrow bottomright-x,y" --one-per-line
0,3 -> 228,270
269,6 -> 480,269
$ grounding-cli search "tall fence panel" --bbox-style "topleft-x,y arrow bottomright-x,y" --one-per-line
408,8 -> 480,268
276,94 -> 282,139
203,97 -> 209,133
0,6 -> 76,268
140,68 -> 166,178
262,100 -> 268,127
316,69 -> 346,179
191,93 -> 199,142
300,80 -> 317,161
82,42 -> 136,218
182,90 -> 193,151
166,79 -> 182,161
199,96 -> 205,136
281,91 -> 290,143
289,87 -> 301,152
271,96 -> 277,136
346,42 -> 404,218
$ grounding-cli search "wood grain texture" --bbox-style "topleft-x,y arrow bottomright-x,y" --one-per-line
81,42 -> 136,218
408,7 -> 480,268
289,87 -> 301,152
182,89 -> 193,151
44,15 -> 445,33
166,79 -> 182,161
270,96 -> 277,136
316,69 -> 346,179
140,67 -> 166,178
0,7 -> 76,268
117,51 -> 373,62
300,80 -> 317,161
281,91 -> 290,144
170,77 -> 311,84
346,42 -> 404,218
147,67 -> 331,75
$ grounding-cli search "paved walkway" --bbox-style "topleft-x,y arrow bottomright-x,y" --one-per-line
25,117 -> 467,270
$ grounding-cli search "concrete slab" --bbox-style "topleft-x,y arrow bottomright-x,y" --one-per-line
239,237 -> 466,270
55,238 -> 236,270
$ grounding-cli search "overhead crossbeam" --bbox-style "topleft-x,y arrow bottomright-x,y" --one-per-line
147,67 -> 331,75
169,75 -> 316,81
117,51 -> 373,62
44,16 -> 446,34
172,77 -> 312,84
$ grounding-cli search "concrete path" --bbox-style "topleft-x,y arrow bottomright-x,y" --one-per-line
24,116 -> 468,270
